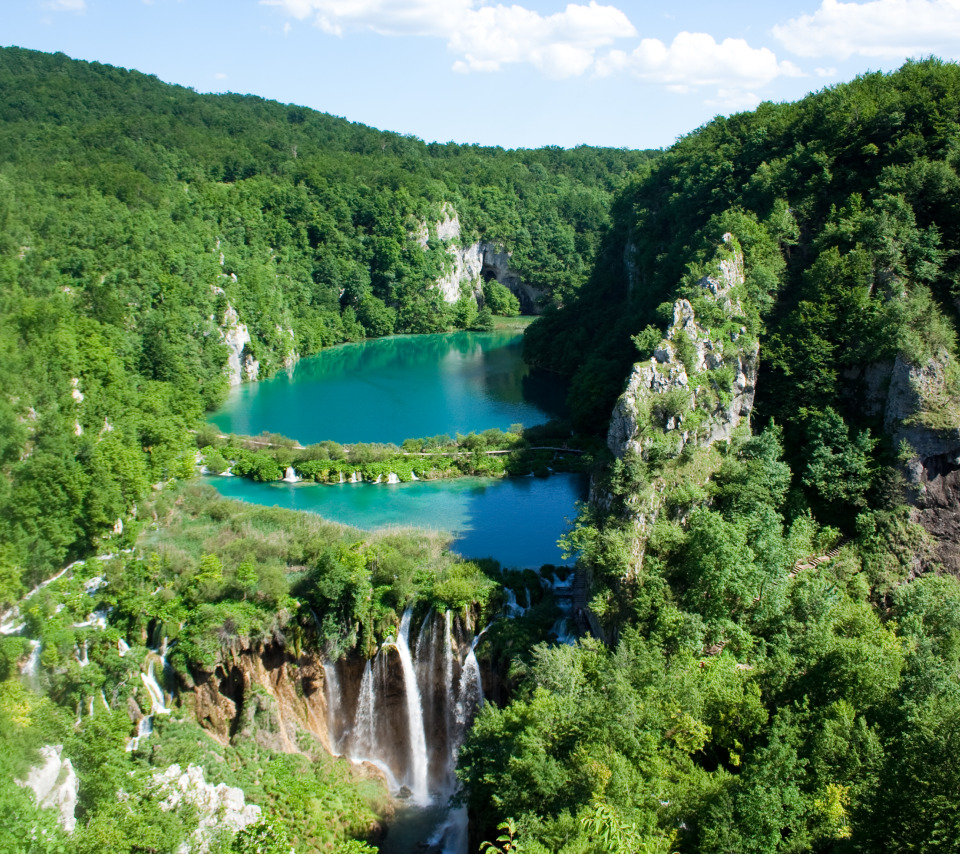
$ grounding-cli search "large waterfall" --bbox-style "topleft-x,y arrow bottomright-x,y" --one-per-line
326,606 -> 486,853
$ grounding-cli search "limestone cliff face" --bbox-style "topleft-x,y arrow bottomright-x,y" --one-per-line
424,204 -> 543,314
608,234 -> 758,460
20,745 -> 79,833
601,235 -> 758,577
881,352 -> 960,572
179,639 -> 333,755
219,303 -> 259,387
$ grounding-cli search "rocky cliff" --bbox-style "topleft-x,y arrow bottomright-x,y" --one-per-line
178,638 -> 335,756
603,234 -> 758,577
879,352 -> 960,572
427,205 -> 543,314
608,234 -> 758,460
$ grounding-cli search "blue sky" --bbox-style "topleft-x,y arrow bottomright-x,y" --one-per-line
5,0 -> 960,150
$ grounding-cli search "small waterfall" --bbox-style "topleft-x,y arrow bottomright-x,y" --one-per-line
126,715 -> 153,752
118,638 -> 130,657
503,588 -> 527,618
454,635 -> 484,732
387,472 -> 400,484
323,661 -> 342,754
395,608 -> 430,805
20,640 -> 40,679
373,474 -> 382,484
338,471 -> 345,483
141,658 -> 170,715
74,640 -> 89,667
350,471 -> 361,483
410,471 -> 419,480
282,466 -> 301,483
351,660 -> 377,759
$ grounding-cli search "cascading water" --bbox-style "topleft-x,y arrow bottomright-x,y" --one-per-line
141,658 -> 169,715
323,662 -> 342,755
327,606 -> 486,853
395,608 -> 430,805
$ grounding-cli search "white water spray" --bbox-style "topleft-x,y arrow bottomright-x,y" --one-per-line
395,608 -> 430,805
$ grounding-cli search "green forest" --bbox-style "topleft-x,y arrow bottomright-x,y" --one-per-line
2,46 -> 960,854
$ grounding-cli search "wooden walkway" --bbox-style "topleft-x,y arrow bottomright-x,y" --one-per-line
789,542 -> 846,578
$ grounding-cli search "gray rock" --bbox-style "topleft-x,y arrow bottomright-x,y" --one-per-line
608,236 -> 757,460
20,745 -> 78,833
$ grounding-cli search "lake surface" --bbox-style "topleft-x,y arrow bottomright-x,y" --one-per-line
210,329 -> 568,445
206,473 -> 586,569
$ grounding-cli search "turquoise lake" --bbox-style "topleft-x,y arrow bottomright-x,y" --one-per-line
210,329 -> 568,445
207,328 -> 584,566
206,473 -> 586,569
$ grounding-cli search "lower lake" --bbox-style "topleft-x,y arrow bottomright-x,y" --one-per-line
206,472 -> 587,569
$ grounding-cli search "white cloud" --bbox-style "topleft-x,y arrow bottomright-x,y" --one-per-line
43,0 -> 85,11
262,0 -> 637,77
215,72 -> 229,80
704,88 -> 763,112
773,0 -> 960,60
596,31 -> 802,92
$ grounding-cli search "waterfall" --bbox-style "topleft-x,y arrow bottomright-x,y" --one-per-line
373,474 -> 382,484
126,715 -> 153,752
338,471 -> 345,483
20,640 -> 40,679
141,658 -> 170,715
454,635 -> 484,732
350,471 -> 361,483
74,640 -> 89,667
503,588 -> 527,618
443,611 -> 456,780
328,607 -> 486,852
323,661 -> 342,754
395,608 -> 430,805
410,471 -> 419,480
117,638 -> 130,657
351,660 -> 377,759
282,466 -> 301,483
387,472 -> 400,484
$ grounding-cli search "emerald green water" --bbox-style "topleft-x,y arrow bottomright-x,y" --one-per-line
210,330 -> 568,445
208,328 -> 583,567
207,473 -> 586,569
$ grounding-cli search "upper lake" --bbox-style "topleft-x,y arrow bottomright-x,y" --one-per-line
210,328 -> 568,444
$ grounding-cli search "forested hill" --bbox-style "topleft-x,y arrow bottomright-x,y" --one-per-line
526,57 -> 960,441
456,60 -> 960,853
0,46 -> 653,602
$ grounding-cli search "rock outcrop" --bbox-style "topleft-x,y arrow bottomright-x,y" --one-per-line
881,352 -> 960,572
20,745 -> 79,833
602,235 -> 758,578
181,640 -> 333,755
608,234 -> 757,460
153,763 -> 261,851
219,303 -> 259,386
424,204 -> 543,314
